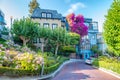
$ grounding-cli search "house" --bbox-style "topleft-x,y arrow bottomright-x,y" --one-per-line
31,7 -> 66,48
0,9 -> 6,37
77,18 -> 99,60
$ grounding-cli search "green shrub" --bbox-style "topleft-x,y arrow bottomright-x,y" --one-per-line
44,63 -> 60,74
44,56 -> 69,74
0,67 -> 41,76
0,38 -> 6,44
60,46 -> 75,53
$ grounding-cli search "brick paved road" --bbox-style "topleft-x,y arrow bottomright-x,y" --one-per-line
52,61 -> 120,80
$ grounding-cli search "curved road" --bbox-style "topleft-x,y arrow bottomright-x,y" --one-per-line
52,61 -> 120,80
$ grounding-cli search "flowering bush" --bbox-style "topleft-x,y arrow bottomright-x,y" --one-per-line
0,51 -> 44,71
66,13 -> 88,37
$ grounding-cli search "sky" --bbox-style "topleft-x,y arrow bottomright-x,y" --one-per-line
0,0 -> 113,32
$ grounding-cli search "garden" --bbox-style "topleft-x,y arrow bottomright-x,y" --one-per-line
0,38 -> 69,76
0,17 -> 80,77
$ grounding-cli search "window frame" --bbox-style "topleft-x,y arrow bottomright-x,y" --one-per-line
52,23 -> 58,29
47,13 -> 52,18
43,23 -> 49,28
41,12 -> 46,18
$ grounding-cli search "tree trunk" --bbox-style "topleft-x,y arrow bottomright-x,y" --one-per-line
40,38 -> 45,54
20,36 -> 30,46
23,40 -> 27,46
55,43 -> 59,56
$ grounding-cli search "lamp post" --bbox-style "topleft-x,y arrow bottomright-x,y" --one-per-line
9,16 -> 13,42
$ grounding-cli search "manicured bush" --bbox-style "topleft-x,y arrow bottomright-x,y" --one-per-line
59,46 -> 75,56
44,63 -> 60,74
0,67 -> 41,76
44,56 -> 69,74
93,56 -> 120,74
60,46 -> 75,53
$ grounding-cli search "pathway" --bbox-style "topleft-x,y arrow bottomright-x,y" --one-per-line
52,61 -> 120,80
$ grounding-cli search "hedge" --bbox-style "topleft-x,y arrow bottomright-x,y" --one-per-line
44,57 -> 69,74
44,63 -> 60,74
0,56 -> 69,76
0,67 -> 41,76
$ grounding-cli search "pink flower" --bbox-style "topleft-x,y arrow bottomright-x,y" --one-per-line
66,13 -> 88,37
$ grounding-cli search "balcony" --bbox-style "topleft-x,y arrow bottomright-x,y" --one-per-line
97,38 -> 104,44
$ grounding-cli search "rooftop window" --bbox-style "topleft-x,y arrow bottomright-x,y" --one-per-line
42,13 -> 46,18
47,13 -> 52,18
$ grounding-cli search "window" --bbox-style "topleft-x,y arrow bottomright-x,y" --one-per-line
93,22 -> 98,30
35,23 -> 40,26
89,23 -> 93,30
61,25 -> 65,29
33,38 -> 37,43
43,23 -> 49,28
47,13 -> 52,18
42,13 -> 46,18
52,24 -> 58,29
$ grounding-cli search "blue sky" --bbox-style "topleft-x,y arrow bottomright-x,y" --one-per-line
0,0 -> 113,32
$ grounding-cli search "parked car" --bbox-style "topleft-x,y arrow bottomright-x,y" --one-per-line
85,58 -> 93,65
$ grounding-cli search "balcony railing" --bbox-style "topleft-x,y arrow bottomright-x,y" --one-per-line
97,38 -> 104,44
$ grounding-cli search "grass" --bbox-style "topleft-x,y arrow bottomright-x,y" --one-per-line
93,56 -> 120,74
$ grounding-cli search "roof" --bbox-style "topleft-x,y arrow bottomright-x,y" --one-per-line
0,9 -> 5,17
0,9 -> 6,25
31,7 -> 63,19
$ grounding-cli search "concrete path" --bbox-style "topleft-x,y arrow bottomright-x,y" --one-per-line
52,61 -> 120,80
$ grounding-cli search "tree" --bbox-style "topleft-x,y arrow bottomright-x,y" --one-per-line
37,27 -> 52,53
66,13 -> 88,37
68,32 -> 80,45
11,18 -> 39,46
103,0 -> 120,56
50,27 -> 70,56
29,0 -> 39,15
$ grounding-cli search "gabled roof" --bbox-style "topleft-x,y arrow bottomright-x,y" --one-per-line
31,7 -> 62,19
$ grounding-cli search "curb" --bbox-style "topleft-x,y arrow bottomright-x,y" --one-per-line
37,59 -> 83,80
93,66 -> 120,79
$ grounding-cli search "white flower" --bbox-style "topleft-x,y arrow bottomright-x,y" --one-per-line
3,56 -> 7,60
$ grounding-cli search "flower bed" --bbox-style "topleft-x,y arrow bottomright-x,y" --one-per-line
0,39 -> 69,76
0,50 -> 69,76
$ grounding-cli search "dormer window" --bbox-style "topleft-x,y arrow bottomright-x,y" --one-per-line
42,13 -> 46,18
47,13 -> 52,18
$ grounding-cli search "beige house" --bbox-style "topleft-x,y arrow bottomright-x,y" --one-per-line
31,7 -> 66,48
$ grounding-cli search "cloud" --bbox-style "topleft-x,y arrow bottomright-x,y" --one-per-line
64,2 -> 86,16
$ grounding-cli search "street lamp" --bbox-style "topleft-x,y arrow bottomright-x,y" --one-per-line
9,16 -> 13,42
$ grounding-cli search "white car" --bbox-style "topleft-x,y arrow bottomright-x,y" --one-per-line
85,58 -> 93,65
